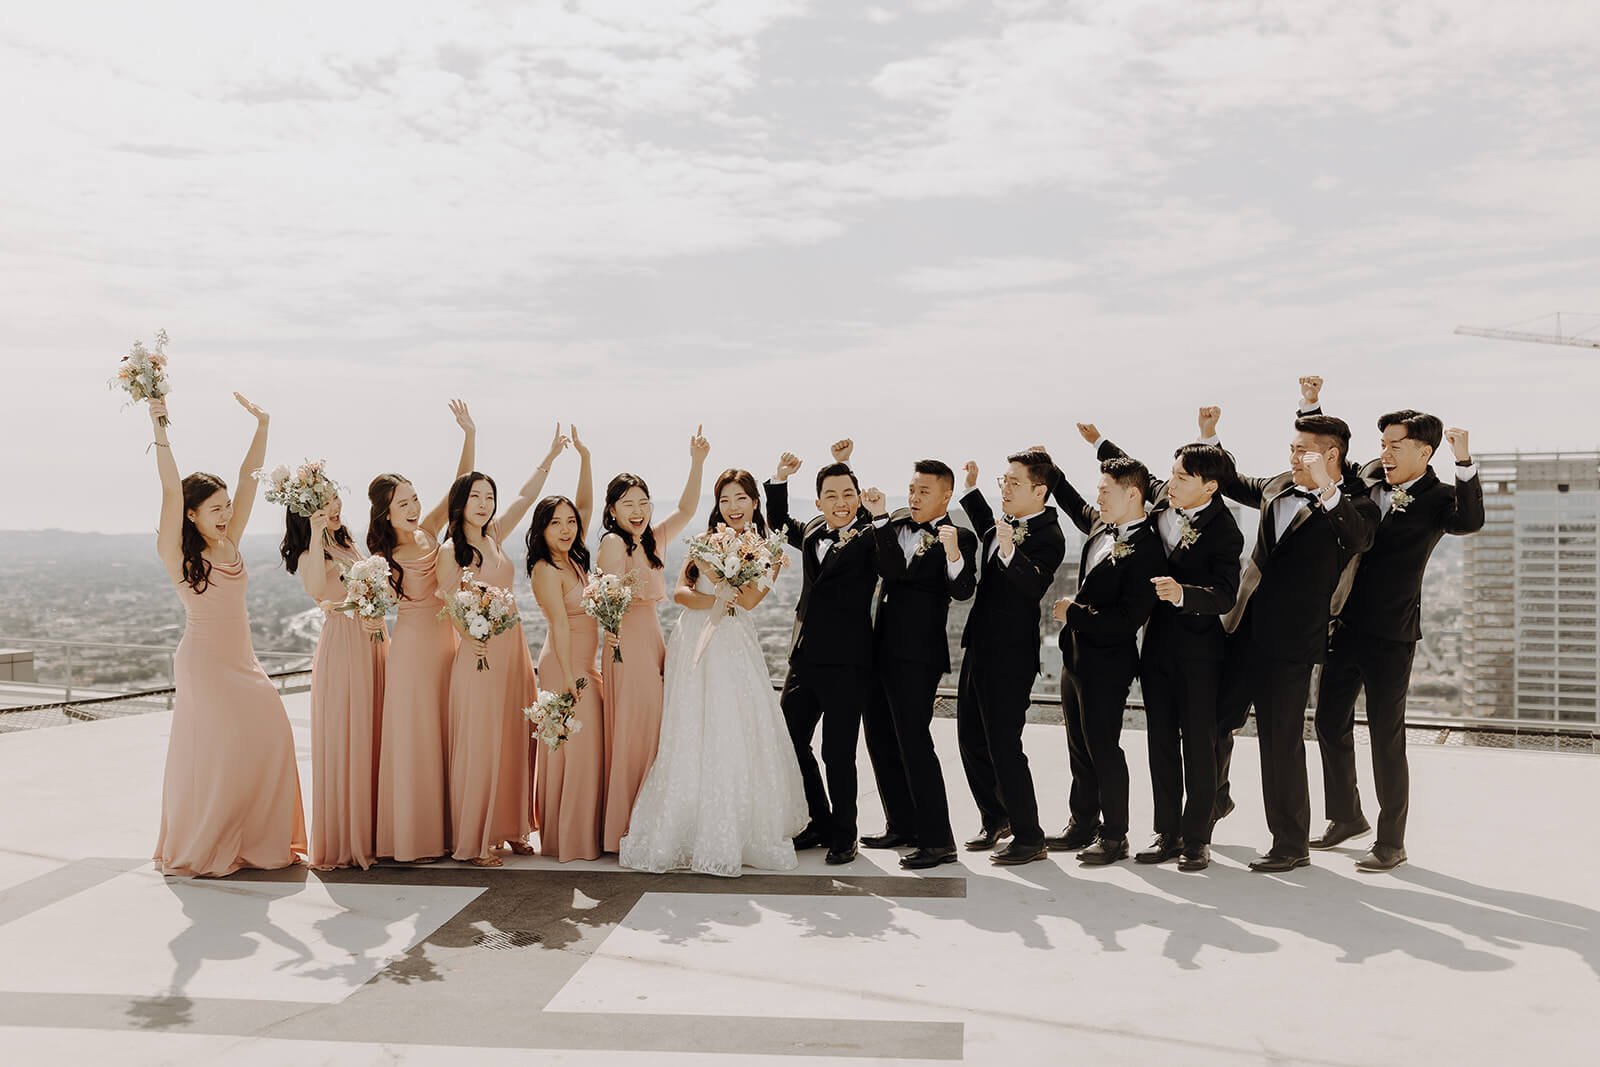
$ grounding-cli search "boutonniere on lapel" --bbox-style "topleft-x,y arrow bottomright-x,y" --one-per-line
1175,512 -> 1201,549
915,530 -> 938,556
1390,486 -> 1413,514
836,524 -> 863,546
1007,519 -> 1029,546
1109,539 -> 1133,564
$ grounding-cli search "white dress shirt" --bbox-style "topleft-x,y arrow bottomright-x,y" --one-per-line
1082,519 -> 1146,577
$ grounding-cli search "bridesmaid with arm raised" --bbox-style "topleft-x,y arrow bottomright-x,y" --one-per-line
529,426 -> 606,861
439,425 -> 568,866
594,425 -> 711,851
150,393 -> 308,878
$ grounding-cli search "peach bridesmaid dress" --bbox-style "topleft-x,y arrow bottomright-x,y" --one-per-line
155,555 -> 307,877
600,561 -> 666,851
534,568 -> 606,862
441,546 -> 537,861
376,544 -> 456,862
308,541 -> 387,870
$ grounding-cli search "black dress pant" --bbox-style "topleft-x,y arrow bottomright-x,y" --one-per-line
780,659 -> 870,848
1315,625 -> 1416,848
864,657 -> 954,849
1141,654 -> 1221,844
1249,644 -> 1316,857
1211,628 -> 1254,819
1060,649 -> 1136,839
955,651 -> 1043,846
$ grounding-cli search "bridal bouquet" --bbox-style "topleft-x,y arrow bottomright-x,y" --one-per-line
524,678 -> 588,751
684,525 -> 787,616
437,571 -> 519,670
110,329 -> 172,425
254,459 -> 339,518
330,555 -> 396,642
581,570 -> 637,664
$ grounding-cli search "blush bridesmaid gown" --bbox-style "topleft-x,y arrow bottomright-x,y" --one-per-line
376,544 -> 456,862
155,555 -> 307,877
600,561 -> 666,852
440,546 -> 537,862
308,540 -> 387,870
534,567 -> 606,862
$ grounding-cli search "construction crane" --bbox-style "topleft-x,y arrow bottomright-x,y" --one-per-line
1455,312 -> 1600,349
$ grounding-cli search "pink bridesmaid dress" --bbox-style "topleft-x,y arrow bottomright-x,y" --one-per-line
600,561 -> 666,851
442,547 -> 537,861
534,568 -> 606,861
156,555 -> 307,877
308,541 -> 387,870
376,544 -> 456,862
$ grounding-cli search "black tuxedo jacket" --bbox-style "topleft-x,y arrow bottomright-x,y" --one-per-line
872,509 -> 978,673
764,480 -> 879,668
1095,439 -> 1244,661
957,489 -> 1067,675
1338,459 -> 1485,642
1220,466 -> 1379,665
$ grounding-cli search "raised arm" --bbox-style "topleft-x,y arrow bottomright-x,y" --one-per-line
149,399 -> 185,584
495,423 -> 568,542
421,399 -> 476,539
532,563 -> 579,693
653,425 -> 711,544
1197,406 -> 1272,510
570,424 -> 594,531
764,453 -> 805,549
958,461 -> 996,541
1442,428 -> 1485,535
298,509 -> 334,602
226,393 -> 270,544
1043,464 -> 1098,536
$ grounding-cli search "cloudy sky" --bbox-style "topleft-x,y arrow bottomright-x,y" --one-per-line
5,0 -> 1599,533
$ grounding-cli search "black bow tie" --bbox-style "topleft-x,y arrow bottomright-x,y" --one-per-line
907,519 -> 936,534
1288,487 -> 1320,502
1003,516 -> 1023,529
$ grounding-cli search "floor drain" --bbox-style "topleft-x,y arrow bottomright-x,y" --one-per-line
474,930 -> 543,949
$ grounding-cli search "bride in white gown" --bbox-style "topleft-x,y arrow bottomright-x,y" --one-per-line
620,469 -> 808,877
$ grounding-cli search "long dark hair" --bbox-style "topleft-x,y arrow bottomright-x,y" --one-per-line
281,504 -> 353,575
179,472 -> 227,594
446,472 -> 498,570
602,473 -> 663,569
525,495 -> 591,577
686,468 -> 769,584
367,473 -> 409,599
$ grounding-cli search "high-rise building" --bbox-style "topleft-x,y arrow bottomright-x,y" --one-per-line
1462,452 -> 1600,723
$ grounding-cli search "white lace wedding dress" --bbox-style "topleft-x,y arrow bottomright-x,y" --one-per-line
619,574 -> 808,877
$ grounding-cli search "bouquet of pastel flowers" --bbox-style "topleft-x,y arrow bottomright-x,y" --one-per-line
330,555 -> 396,642
437,571 -> 519,671
254,459 -> 340,518
523,678 -> 588,751
110,329 -> 172,425
683,524 -> 788,616
581,570 -> 637,663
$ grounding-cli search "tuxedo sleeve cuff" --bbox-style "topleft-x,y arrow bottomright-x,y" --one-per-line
996,547 -> 1014,566
1456,463 -> 1479,480
1319,487 -> 1342,509
1197,434 -> 1221,447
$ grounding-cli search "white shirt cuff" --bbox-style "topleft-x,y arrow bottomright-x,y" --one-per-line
1298,401 -> 1319,414
1197,434 -> 1220,447
1175,588 -> 1184,608
1319,486 -> 1342,509
946,557 -> 966,579
1456,463 -> 1479,480
872,516 -> 891,527
996,546 -> 1014,566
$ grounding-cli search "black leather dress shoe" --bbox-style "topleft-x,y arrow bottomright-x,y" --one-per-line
860,831 -> 917,850
1177,843 -> 1210,872
989,840 -> 1047,866
792,826 -> 827,851
900,846 -> 959,870
1077,836 -> 1129,866
1248,852 -> 1311,873
825,842 -> 859,865
1211,796 -> 1236,823
1310,818 -> 1372,850
963,824 -> 1011,851
1044,820 -> 1100,852
1355,844 -> 1407,872
1134,834 -> 1184,864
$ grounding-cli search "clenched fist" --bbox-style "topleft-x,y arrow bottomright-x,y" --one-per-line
1151,576 -> 1183,605
861,486 -> 887,516
1299,376 -> 1323,408
964,461 -> 979,490
774,452 -> 802,483
1198,406 -> 1221,438
1052,596 -> 1071,622
938,524 -> 961,561
1445,427 -> 1471,462
830,438 -> 854,463
1076,423 -> 1100,445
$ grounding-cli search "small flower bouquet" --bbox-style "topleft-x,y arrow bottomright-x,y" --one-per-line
524,678 -> 588,751
331,555 -> 396,642
110,329 -> 172,425
581,570 -> 637,663
254,459 -> 339,518
437,571 -> 520,670
684,525 -> 788,616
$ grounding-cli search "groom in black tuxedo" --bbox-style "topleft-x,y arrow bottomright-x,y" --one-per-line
862,460 -> 979,870
1084,429 -> 1243,872
956,449 -> 1067,866
1202,406 -> 1379,871
1299,379 -> 1483,872
1044,456 -> 1164,866
765,440 -> 884,865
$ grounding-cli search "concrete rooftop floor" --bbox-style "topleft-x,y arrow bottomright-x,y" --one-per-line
0,692 -> 1595,1065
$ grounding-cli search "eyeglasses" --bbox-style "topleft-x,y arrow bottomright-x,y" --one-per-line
996,475 -> 1031,490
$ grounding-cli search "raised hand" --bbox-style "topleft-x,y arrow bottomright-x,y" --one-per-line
309,507 -> 330,537
149,398 -> 170,425
689,424 -> 710,462
1445,427 -> 1471,462
1076,423 -> 1100,445
569,424 -> 589,458
543,423 -> 570,465
963,461 -> 979,491
234,392 -> 268,424
861,486 -> 887,516
1198,405 -> 1221,438
1151,576 -> 1183,605
937,524 -> 961,561
449,398 -> 475,434
830,438 -> 854,464
1299,375 -> 1323,408
774,452 -> 803,483
1300,451 -> 1334,490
